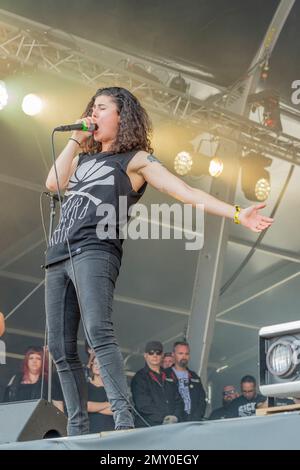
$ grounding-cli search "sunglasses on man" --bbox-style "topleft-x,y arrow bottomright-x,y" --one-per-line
147,350 -> 163,356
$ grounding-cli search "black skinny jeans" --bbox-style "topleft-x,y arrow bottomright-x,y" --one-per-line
45,249 -> 134,435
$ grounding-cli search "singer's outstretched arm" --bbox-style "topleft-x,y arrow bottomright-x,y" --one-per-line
127,151 -> 274,233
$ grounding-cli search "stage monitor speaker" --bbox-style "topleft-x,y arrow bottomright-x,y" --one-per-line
0,399 -> 67,444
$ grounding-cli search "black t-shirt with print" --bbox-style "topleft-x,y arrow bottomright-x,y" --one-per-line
226,393 -> 267,418
46,150 -> 147,266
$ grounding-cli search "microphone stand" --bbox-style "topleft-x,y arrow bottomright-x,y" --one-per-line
46,193 -> 57,404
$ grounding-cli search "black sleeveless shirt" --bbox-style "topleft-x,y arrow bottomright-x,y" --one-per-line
45,149 -> 147,266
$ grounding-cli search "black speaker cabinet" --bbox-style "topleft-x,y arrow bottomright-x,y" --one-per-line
0,399 -> 67,444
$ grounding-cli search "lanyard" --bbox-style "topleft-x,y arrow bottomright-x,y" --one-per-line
149,370 -> 166,388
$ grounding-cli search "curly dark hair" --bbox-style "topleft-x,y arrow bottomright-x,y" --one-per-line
80,87 -> 153,154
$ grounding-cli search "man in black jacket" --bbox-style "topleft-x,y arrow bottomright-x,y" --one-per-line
131,341 -> 184,427
165,341 -> 206,421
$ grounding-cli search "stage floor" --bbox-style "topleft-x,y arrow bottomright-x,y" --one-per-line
1,412 -> 300,450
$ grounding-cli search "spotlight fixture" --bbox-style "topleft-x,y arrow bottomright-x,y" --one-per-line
0,81 -> 8,110
22,94 -> 43,116
255,177 -> 271,202
174,151 -> 224,178
240,152 -> 272,202
259,321 -> 300,398
169,74 -> 188,94
248,89 -> 282,133
174,151 -> 193,175
208,158 -> 224,178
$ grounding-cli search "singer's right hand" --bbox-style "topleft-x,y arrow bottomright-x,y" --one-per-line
71,117 -> 94,144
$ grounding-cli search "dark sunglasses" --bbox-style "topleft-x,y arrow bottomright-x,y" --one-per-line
147,350 -> 163,356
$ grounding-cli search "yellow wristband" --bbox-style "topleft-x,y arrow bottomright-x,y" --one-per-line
234,205 -> 241,224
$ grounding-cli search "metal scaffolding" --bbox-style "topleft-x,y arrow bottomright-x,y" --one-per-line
187,0 -> 296,381
1,8 -> 300,167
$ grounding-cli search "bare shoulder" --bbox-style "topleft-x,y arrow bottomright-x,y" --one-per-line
128,150 -> 163,174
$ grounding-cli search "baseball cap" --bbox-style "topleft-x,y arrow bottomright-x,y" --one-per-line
145,341 -> 163,353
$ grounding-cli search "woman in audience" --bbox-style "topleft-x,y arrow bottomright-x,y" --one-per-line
87,356 -> 114,433
3,346 -> 64,412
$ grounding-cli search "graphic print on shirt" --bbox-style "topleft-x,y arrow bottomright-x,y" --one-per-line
177,377 -> 191,414
50,158 -> 115,246
238,402 -> 256,417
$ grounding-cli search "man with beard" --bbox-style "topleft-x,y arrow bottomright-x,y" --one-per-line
209,385 -> 239,420
166,341 -> 206,421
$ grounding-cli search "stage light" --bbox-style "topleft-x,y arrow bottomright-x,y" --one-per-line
259,321 -> 300,398
266,339 -> 295,378
174,151 -> 193,175
208,157 -> 223,178
248,89 -> 282,133
169,74 -> 188,94
190,154 -> 224,179
255,177 -> 271,202
0,81 -> 8,110
174,152 -> 224,178
22,94 -> 43,116
241,152 -> 272,202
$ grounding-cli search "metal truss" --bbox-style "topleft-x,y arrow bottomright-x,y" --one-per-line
1,9 -> 300,166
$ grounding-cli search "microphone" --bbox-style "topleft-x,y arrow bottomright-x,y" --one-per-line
54,122 -> 98,132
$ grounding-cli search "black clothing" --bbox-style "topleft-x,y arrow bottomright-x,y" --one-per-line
3,372 -> 63,403
166,367 -> 206,421
226,393 -> 267,417
209,404 -> 232,420
46,150 -> 147,266
87,381 -> 114,433
131,364 -> 184,427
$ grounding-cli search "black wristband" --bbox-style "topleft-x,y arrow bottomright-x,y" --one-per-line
69,137 -> 81,146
